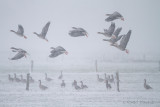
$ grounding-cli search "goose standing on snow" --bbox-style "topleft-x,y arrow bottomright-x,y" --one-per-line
61,80 -> 66,88
80,81 -> 88,89
144,79 -> 152,90
105,11 -> 124,22
69,27 -> 88,37
20,75 -> 27,83
98,22 -> 115,38
58,71 -> 63,79
29,76 -> 34,83
10,25 -> 27,39
33,21 -> 50,42
8,74 -> 14,82
14,73 -> 20,82
97,74 -> 104,82
9,47 -> 29,60
74,82 -> 81,90
106,80 -> 111,90
112,30 -> 132,54
72,80 -> 77,87
39,80 -> 48,90
45,73 -> 52,81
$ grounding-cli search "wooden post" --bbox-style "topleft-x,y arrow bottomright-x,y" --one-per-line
95,60 -> 98,72
116,71 -> 120,92
159,61 -> 160,71
31,60 -> 34,72
26,73 -> 30,91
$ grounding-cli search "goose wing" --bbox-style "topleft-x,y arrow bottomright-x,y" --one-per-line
11,52 -> 25,60
113,27 -> 122,38
107,22 -> 115,35
119,30 -> 131,49
17,25 -> 24,34
41,22 -> 50,37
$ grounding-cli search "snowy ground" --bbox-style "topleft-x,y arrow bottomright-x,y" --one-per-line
0,62 -> 160,107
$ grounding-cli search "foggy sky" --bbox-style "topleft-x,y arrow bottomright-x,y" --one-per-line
0,0 -> 160,64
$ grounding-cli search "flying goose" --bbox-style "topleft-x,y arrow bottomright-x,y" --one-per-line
144,79 -> 152,90
112,30 -> 132,53
69,27 -> 88,37
105,11 -> 124,22
9,47 -> 29,60
39,80 -> 48,90
45,73 -> 52,81
49,46 -> 68,58
33,21 -> 50,42
10,25 -> 27,39
98,22 -> 115,38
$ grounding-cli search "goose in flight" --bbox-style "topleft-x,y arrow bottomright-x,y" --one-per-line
98,22 -> 115,38
49,46 -> 68,58
69,27 -> 88,37
33,22 -> 50,42
103,27 -> 123,45
112,30 -> 131,54
144,79 -> 152,90
105,11 -> 124,22
9,47 -> 29,60
10,25 -> 27,39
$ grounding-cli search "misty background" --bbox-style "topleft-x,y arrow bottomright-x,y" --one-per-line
0,0 -> 160,70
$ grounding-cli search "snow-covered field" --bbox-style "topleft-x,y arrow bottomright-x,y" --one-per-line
0,62 -> 160,107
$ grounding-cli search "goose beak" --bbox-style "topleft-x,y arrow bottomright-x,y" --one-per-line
85,33 -> 88,37
121,17 -> 124,21
65,51 -> 68,55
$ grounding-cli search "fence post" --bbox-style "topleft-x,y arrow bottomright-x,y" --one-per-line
116,71 -> 120,92
31,60 -> 34,72
26,73 -> 30,91
95,60 -> 98,72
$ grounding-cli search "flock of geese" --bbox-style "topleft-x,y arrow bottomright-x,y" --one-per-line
9,11 -> 131,60
7,11 -> 152,91
8,72 -> 152,91
8,71 -> 89,90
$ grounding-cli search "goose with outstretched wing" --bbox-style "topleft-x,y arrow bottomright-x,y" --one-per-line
10,25 -> 27,39
98,22 -> 115,38
9,47 -> 28,60
33,22 -> 50,42
112,30 -> 131,53
103,27 -> 122,45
